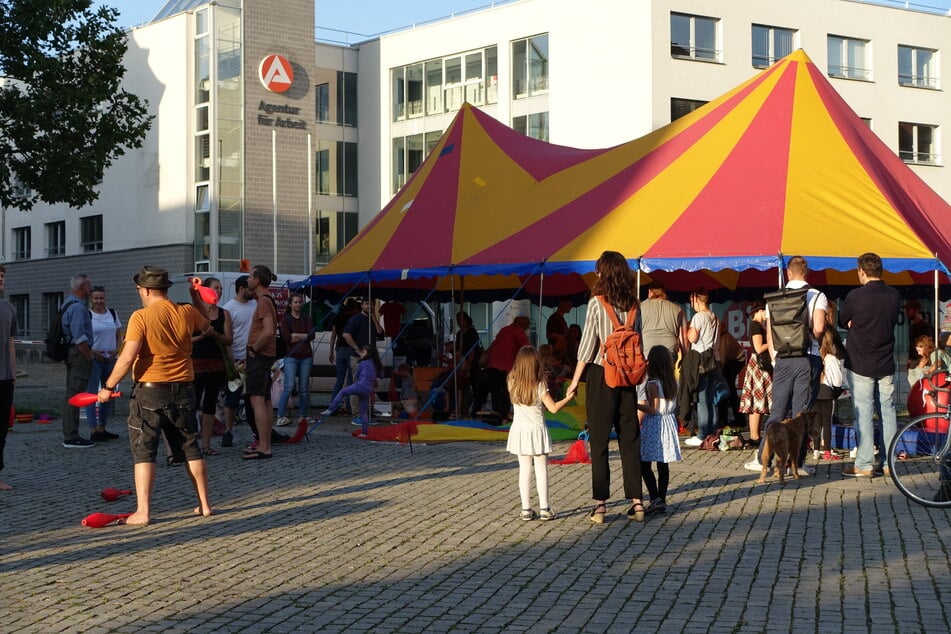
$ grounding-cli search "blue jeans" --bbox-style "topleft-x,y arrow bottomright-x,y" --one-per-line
696,374 -> 718,440
278,356 -> 313,418
758,355 -> 821,465
85,356 -> 117,428
849,371 -> 897,471
331,347 -> 353,409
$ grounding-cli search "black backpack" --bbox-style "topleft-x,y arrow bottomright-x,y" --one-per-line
44,298 -> 81,362
764,286 -> 816,358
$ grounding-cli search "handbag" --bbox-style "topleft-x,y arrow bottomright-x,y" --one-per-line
755,350 -> 773,374
697,348 -> 717,375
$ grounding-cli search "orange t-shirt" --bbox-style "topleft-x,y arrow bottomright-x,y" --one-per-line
249,294 -> 277,357
126,300 -> 209,383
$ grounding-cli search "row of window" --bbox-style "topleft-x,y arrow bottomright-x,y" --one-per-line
10,216 -> 102,261
670,97 -> 940,165
671,12 -> 940,89
391,34 -> 549,122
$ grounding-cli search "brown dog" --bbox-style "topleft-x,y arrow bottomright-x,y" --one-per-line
758,410 -> 823,484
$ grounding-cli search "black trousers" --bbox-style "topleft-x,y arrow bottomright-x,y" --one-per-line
585,364 -> 642,502
0,380 -> 13,472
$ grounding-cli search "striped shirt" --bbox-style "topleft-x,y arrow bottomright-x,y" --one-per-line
576,296 -> 638,368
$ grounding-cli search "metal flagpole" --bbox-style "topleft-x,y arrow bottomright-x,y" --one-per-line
272,129 -> 278,272
307,134 -> 313,274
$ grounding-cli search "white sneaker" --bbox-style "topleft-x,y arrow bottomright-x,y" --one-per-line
786,466 -> 815,476
275,416 -> 291,427
320,409 -> 332,417
744,458 -> 763,472
684,436 -> 703,447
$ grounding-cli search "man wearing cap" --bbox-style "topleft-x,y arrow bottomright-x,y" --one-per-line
221,275 -> 256,448
97,266 -> 213,525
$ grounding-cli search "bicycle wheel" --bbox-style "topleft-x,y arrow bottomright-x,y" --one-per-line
888,415 -> 951,508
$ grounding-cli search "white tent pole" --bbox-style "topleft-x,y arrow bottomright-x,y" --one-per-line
538,269 -> 544,348
636,258 -> 641,298
451,270 -> 459,419
935,258 -> 940,345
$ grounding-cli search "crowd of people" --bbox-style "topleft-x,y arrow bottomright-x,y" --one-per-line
0,249 -> 938,521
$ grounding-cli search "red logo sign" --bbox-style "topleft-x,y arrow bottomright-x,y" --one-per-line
259,54 -> 294,93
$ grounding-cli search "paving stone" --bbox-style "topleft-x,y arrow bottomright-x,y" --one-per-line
2,361 -> 951,632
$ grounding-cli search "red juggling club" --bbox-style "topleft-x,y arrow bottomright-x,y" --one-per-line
68,392 -> 122,408
100,488 -> 133,502
191,277 -> 219,304
81,512 -> 133,528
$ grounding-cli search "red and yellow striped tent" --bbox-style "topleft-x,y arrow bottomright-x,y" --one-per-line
302,50 -> 951,299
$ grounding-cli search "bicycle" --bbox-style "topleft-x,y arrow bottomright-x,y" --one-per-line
887,370 -> 951,508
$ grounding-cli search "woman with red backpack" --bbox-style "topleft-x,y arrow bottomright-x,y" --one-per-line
566,251 -> 645,524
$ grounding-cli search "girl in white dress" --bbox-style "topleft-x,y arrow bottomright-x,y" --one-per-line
506,346 -> 576,521
637,346 -> 681,516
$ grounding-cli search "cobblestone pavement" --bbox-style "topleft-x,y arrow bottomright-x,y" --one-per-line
1,362 -> 950,633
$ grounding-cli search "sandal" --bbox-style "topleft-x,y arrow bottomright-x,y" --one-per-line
626,501 -> 646,522
520,509 -> 537,521
589,503 -> 607,524
242,450 -> 272,460
201,447 -> 220,456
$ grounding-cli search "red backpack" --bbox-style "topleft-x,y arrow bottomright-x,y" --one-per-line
597,295 -> 647,388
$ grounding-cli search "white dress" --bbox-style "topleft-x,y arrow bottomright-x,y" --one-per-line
506,383 -> 553,456
640,380 -> 682,463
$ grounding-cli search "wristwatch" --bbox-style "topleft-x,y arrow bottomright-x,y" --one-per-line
103,385 -> 116,392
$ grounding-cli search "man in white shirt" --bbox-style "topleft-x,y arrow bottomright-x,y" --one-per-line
221,276 -> 256,448
747,256 -> 827,474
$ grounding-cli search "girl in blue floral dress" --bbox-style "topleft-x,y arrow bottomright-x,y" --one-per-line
637,346 -> 681,515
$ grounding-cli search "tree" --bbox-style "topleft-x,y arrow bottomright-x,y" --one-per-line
0,0 -> 151,211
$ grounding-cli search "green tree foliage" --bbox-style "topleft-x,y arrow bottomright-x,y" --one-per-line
0,0 -> 151,210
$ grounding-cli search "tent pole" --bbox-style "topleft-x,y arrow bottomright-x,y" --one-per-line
451,271 -> 459,419
459,276 -> 466,418
636,259 -> 641,298
538,269 -> 544,348
935,260 -> 940,345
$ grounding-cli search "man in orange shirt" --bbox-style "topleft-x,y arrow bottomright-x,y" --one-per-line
98,266 -> 212,525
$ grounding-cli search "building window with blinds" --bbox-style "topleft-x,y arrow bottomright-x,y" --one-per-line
752,24 -> 795,68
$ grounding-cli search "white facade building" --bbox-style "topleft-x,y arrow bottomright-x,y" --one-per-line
3,0 -> 950,337
364,0 -> 951,214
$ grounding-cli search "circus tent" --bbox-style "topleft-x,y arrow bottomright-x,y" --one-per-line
299,50 -> 951,299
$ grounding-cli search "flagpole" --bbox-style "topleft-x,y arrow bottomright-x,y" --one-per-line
307,133 -> 313,274
272,129 -> 278,272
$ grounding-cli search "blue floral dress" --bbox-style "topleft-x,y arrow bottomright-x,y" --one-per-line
640,380 -> 682,463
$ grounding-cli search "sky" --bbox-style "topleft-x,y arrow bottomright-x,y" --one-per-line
92,0 -> 951,33
92,0 -> 497,35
